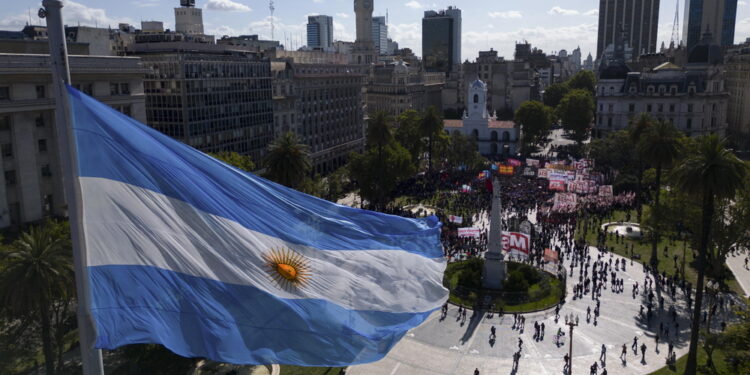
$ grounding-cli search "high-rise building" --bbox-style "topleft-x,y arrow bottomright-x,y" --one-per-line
422,6 -> 461,72
372,16 -> 387,55
353,0 -> 376,64
724,38 -> 750,151
307,15 -> 334,50
596,0 -> 660,60
270,51 -> 366,174
683,0 -> 738,52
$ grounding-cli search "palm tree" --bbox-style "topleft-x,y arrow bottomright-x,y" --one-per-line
638,120 -> 682,271
628,113 -> 655,223
264,132 -> 311,189
671,135 -> 749,375
367,111 -> 393,154
420,106 -> 443,172
0,223 -> 74,375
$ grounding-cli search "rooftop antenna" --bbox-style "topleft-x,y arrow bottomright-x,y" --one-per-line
671,0 -> 680,47
269,0 -> 275,39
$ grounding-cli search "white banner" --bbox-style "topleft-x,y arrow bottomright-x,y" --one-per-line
458,227 -> 481,238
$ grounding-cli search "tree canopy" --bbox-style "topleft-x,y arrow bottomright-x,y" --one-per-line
209,151 -> 255,172
515,100 -> 553,152
542,82 -> 569,108
557,89 -> 594,148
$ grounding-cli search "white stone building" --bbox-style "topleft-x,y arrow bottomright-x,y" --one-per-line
0,53 -> 147,228
444,79 -> 519,156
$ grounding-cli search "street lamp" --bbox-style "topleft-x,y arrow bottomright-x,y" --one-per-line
564,313 -> 579,375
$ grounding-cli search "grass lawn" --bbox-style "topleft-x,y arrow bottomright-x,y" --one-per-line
445,260 -> 563,312
649,346 -> 735,375
279,365 -> 345,375
574,209 -> 744,295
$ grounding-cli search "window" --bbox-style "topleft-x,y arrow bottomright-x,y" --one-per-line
687,104 -> 693,113
38,139 -> 47,152
4,170 -> 15,185
41,164 -> 52,177
35,114 -> 44,127
658,104 -> 663,112
607,117 -> 613,128
36,85 -> 45,99
110,83 -> 119,95
1,144 -> 12,158
473,94 -> 478,104
0,86 -> 9,100
120,83 -> 130,95
686,118 -> 692,129
0,115 -> 9,131
669,104 -> 675,112
647,104 -> 653,112
629,104 -> 635,112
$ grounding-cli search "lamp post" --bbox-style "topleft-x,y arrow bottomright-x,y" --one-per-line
565,313 -> 579,375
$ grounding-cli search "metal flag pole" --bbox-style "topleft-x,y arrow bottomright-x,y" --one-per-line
40,1 -> 105,374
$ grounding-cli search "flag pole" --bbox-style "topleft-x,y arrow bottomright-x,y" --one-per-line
41,1 -> 104,374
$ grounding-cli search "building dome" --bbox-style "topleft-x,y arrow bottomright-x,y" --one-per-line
393,60 -> 409,74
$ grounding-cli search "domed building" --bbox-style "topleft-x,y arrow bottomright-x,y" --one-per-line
444,78 -> 519,156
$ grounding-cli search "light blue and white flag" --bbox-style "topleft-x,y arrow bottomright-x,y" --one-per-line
67,86 -> 447,366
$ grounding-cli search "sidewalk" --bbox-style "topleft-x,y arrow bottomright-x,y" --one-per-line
726,252 -> 750,298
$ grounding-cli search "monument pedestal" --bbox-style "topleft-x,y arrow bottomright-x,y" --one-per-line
483,251 -> 507,290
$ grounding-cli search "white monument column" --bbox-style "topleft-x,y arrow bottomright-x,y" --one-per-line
483,176 -> 507,289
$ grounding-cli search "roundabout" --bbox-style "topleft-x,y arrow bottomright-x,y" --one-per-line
444,259 -> 565,313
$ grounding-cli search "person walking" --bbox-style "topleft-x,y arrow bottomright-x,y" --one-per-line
621,343 -> 627,360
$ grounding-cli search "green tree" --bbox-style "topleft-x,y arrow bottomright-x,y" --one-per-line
671,135 -> 749,375
637,120 -> 683,271
718,307 -> 750,372
629,113 -> 656,222
446,131 -> 484,170
515,100 -> 553,153
587,130 -> 636,173
263,132 -> 312,189
566,70 -> 597,95
0,221 -> 74,375
557,89 -> 594,149
208,151 -> 255,172
394,110 -> 424,168
348,142 -> 415,209
420,106 -> 444,172
542,82 -> 569,108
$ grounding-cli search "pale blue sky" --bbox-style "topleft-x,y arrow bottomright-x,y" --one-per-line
1,0 -> 749,60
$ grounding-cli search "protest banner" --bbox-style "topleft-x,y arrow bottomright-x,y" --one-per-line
598,185 -> 614,197
502,231 -> 530,258
522,167 -> 537,177
549,179 -> 566,191
552,192 -> 578,212
449,215 -> 463,224
507,158 -> 522,167
499,164 -> 514,176
538,168 -> 549,179
526,158 -> 540,167
458,227 -> 481,238
544,248 -> 559,263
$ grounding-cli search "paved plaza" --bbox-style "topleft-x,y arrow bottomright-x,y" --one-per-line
349,245 -> 741,375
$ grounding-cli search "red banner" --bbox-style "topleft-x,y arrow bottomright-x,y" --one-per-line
499,165 -> 514,176
549,179 -> 566,191
502,231 -> 531,257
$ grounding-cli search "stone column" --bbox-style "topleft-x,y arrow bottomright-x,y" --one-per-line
483,176 -> 506,289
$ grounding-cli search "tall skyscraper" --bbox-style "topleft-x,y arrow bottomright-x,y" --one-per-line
307,15 -> 333,49
353,0 -> 376,64
372,16 -> 387,55
683,0 -> 738,52
596,0 -> 660,60
422,6 -> 461,73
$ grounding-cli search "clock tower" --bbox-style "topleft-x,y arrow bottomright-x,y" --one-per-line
353,0 -> 376,64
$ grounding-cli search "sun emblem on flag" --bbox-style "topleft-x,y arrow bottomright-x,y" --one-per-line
263,247 -> 311,290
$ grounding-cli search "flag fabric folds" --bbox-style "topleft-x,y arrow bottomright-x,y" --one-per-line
67,86 -> 448,366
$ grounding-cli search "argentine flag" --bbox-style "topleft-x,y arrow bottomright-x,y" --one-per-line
67,86 -> 447,365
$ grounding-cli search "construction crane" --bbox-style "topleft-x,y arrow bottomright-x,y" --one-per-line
670,0 -> 680,48
269,0 -> 275,40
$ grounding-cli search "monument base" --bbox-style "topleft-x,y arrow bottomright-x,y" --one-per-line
482,252 -> 507,290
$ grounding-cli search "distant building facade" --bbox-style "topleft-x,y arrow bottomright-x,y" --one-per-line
683,0 -> 738,51
725,38 -> 750,151
0,52 -> 147,228
353,0 -> 377,64
422,6 -> 461,73
372,16 -> 388,55
307,15 -> 334,50
444,79 -> 519,156
271,52 -> 366,174
596,0 -> 660,59
366,61 -> 444,117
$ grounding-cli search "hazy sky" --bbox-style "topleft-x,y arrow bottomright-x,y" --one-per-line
1,0 -> 749,60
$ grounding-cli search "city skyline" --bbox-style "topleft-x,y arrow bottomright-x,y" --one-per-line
1,0 -> 749,61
